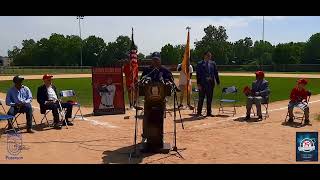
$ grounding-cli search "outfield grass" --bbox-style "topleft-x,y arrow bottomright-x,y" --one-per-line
0,77 -> 319,107
0,78 -> 93,106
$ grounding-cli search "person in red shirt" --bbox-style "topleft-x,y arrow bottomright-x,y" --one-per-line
287,78 -> 310,124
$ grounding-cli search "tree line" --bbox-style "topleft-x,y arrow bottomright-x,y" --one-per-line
8,25 -> 320,66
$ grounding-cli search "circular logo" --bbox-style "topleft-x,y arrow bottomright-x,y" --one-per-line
298,138 -> 315,152
7,133 -> 22,156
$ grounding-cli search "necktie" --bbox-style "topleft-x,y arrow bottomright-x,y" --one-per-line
206,61 -> 210,74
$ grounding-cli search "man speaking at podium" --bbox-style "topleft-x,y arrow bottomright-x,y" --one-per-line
141,52 -> 173,83
140,52 -> 174,152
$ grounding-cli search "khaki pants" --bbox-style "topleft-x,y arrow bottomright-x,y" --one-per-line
288,101 -> 309,120
179,84 -> 191,106
246,96 -> 263,117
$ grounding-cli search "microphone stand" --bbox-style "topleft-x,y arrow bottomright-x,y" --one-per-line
169,77 -> 184,129
129,67 -> 157,160
170,81 -> 185,159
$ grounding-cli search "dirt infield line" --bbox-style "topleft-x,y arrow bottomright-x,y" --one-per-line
191,98 -> 320,129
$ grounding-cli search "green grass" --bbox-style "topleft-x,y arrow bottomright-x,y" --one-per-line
0,77 -> 319,107
0,78 -> 93,107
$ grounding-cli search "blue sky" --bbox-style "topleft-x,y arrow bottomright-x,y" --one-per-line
0,16 -> 319,56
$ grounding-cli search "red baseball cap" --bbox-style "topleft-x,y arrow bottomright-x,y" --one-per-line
255,71 -> 265,78
43,74 -> 53,80
297,78 -> 308,85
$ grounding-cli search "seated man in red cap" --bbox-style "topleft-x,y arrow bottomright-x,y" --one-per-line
37,74 -> 73,129
287,79 -> 310,124
244,71 -> 270,121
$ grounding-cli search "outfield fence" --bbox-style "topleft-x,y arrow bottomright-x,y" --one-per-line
0,64 -> 319,75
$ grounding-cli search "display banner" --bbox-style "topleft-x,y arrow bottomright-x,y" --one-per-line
92,67 -> 125,115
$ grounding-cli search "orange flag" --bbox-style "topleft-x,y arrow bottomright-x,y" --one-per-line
180,28 -> 191,103
181,29 -> 190,82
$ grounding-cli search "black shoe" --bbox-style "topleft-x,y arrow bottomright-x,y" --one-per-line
258,116 -> 263,121
53,123 -> 62,129
244,115 -> 250,121
196,113 -> 202,117
27,128 -> 35,133
287,118 -> 294,123
7,124 -> 13,130
62,120 -> 74,126
142,137 -> 147,143
206,114 -> 215,117
304,120 -> 310,125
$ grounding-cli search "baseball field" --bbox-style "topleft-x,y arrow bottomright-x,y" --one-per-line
0,72 -> 319,164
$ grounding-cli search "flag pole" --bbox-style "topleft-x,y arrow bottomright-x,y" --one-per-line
131,27 -> 134,108
186,26 -> 191,108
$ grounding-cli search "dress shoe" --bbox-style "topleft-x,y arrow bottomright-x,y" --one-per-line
195,113 -> 202,117
27,129 -> 35,133
244,115 -> 250,121
53,123 -> 62,129
62,120 -> 74,126
7,124 -> 13,131
304,119 -> 310,125
206,114 -> 215,117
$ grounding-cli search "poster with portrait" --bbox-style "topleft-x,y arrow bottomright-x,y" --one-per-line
92,67 -> 125,115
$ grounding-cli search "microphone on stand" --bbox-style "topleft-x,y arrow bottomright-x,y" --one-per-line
159,72 -> 165,84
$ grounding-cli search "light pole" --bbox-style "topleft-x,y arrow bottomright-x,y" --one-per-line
77,16 -> 84,67
260,16 -> 265,70
262,16 -> 265,42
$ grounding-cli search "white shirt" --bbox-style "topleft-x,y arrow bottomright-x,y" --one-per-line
99,84 -> 116,108
47,86 -> 58,101
177,64 -> 193,85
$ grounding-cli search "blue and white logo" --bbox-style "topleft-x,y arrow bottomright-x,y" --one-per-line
6,132 -> 23,160
296,132 -> 318,162
298,138 -> 316,152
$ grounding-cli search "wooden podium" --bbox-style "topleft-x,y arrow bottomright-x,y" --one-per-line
139,82 -> 171,153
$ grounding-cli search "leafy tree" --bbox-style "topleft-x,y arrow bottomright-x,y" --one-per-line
303,33 -> 320,64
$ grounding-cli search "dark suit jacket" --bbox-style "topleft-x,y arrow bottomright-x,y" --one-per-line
196,60 -> 220,87
37,84 -> 58,114
141,65 -> 173,82
251,79 -> 270,102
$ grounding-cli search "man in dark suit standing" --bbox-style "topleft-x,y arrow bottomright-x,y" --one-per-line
196,51 -> 220,117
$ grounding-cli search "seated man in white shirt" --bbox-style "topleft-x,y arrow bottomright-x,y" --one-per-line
177,63 -> 193,109
37,74 -> 73,129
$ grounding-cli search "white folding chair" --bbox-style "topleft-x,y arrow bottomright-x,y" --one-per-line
59,90 -> 84,121
284,91 -> 311,124
5,106 -> 37,132
40,110 -> 54,127
251,95 -> 270,120
0,115 -> 16,133
218,86 -> 238,116
192,88 -> 207,115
